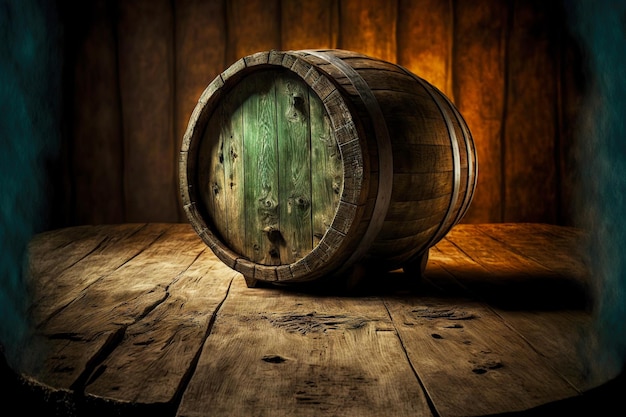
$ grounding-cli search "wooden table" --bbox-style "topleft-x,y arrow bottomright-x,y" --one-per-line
5,223 -> 618,416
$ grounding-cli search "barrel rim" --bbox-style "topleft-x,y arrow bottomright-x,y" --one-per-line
180,50 -> 372,282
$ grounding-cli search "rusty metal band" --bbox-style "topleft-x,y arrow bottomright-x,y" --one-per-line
397,66 -> 462,251
302,50 -> 394,270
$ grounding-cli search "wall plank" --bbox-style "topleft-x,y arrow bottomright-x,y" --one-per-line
281,0 -> 339,50
452,0 -> 509,223
504,0 -> 559,223
397,0 -> 453,98
226,0 -> 281,65
339,0 -> 397,62
117,0 -> 177,222
174,0 -> 226,222
70,0 -> 124,224
557,19 -> 586,226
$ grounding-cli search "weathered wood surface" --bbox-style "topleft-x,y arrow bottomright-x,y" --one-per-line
182,50 -> 476,284
62,1 -> 583,227
12,223 -> 609,416
117,0 -> 178,223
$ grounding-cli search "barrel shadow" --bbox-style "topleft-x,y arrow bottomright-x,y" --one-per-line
266,266 -> 591,312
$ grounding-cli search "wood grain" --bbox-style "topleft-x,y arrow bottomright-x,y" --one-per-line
177,278 -> 433,417
276,73 -> 313,263
339,0 -> 397,62
117,0 -> 177,222
61,1 -> 583,227
226,0 -> 281,65
27,223 -> 161,327
243,72 -> 280,264
182,51 -> 476,282
17,222 -> 605,416
27,225 -> 206,389
432,225 -> 595,390
85,249 -> 237,405
174,0 -> 226,222
397,0 -> 453,97
69,0 -> 124,224
310,87 -> 342,247
452,0 -> 508,223
503,0 -> 559,223
385,295 -> 579,417
281,0 -> 339,50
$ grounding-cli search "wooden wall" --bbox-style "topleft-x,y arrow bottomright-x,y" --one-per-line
59,0 -> 584,226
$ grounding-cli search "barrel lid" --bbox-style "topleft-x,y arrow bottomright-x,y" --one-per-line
180,50 -> 370,283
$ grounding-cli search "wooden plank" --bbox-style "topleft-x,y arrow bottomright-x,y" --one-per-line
29,224 -> 206,390
25,224 -> 126,290
386,195 -> 452,221
397,0 -> 453,97
443,225 -> 588,310
243,73 -> 280,264
391,172 -> 454,202
452,0 -> 508,223
276,73 -> 313,263
70,0 -> 124,224
117,0 -> 177,223
226,0 -> 280,64
310,87 -> 341,247
26,225 -> 107,281
85,249 -> 238,405
197,104 -> 227,243
503,0 -> 558,223
174,0 -> 226,222
281,0 -> 339,50
197,79 -> 248,255
222,85 -> 247,254
177,278 -> 433,417
384,295 -> 579,417
477,223 -> 589,283
19,222 -> 601,415
339,0 -> 397,62
557,25 -> 586,226
434,224 -> 595,391
28,223 -> 164,327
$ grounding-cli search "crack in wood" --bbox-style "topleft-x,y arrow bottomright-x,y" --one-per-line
382,299 -> 442,417
34,229 -> 168,330
170,277 -> 235,414
48,332 -> 84,342
71,325 -> 127,393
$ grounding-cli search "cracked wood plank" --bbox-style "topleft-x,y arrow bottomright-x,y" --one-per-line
27,223 -> 163,327
380,223 -> 594,416
23,224 -> 206,390
17,222 -> 597,416
384,295 -> 579,417
176,278 -> 433,417
25,224 -> 133,288
84,248 -> 237,405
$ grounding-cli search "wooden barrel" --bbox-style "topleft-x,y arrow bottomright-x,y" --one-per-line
180,49 -> 477,287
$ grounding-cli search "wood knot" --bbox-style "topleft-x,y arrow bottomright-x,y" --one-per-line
289,195 -> 310,210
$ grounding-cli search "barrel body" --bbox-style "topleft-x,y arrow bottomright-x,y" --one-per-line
180,49 -> 477,284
